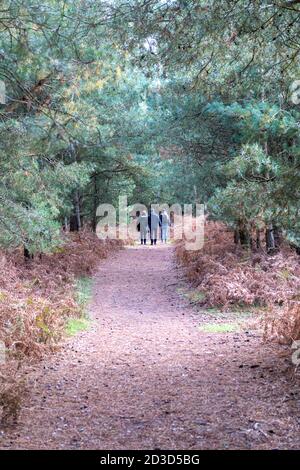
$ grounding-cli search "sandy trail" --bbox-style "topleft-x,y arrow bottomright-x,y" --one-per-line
0,244 -> 299,449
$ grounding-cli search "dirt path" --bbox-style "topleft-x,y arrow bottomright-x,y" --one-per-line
1,244 -> 299,449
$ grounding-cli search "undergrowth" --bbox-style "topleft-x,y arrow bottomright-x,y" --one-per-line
199,323 -> 240,334
176,221 -> 300,344
65,276 -> 93,336
65,317 -> 90,336
0,230 -> 123,425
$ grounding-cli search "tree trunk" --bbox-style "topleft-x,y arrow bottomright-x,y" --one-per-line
239,227 -> 250,247
75,190 -> 81,230
70,190 -> 82,231
234,228 -> 240,244
256,229 -> 261,249
69,142 -> 82,232
69,215 -> 79,232
92,176 -> 98,232
249,235 -> 254,250
24,245 -> 33,260
273,225 -> 282,248
63,217 -> 69,232
266,223 -> 276,253
235,221 -> 250,247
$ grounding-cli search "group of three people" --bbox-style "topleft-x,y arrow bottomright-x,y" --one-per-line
137,208 -> 170,245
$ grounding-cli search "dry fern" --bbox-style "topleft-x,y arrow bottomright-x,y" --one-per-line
176,221 -> 300,342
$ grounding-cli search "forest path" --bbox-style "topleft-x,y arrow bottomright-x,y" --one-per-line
1,244 -> 299,449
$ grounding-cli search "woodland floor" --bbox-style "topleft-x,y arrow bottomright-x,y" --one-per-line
0,244 -> 299,449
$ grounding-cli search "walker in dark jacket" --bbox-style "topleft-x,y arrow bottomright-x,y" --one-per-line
148,209 -> 160,245
137,212 -> 148,244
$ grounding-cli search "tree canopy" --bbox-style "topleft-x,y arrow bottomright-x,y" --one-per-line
0,0 -> 299,253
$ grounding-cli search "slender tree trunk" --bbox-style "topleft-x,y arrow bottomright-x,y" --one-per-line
273,225 -> 282,248
63,217 -> 69,232
239,229 -> 250,247
234,220 -> 251,247
256,229 -> 261,249
238,220 -> 250,247
69,141 -> 82,232
234,228 -> 240,245
266,222 -> 281,253
75,189 -> 81,230
92,176 -> 98,232
24,245 -> 33,260
249,235 -> 254,250
266,223 -> 276,253
69,215 -> 78,232
193,184 -> 199,205
70,189 -> 82,232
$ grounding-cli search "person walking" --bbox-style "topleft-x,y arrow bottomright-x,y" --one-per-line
148,208 -> 160,245
137,210 -> 148,245
161,209 -> 170,243
159,211 -> 163,241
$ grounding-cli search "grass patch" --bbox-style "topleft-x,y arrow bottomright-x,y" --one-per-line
177,287 -> 260,321
204,307 -> 222,315
65,317 -> 90,336
65,276 -> 93,336
199,322 -> 240,334
75,276 -> 93,309
188,290 -> 206,303
176,286 -> 206,303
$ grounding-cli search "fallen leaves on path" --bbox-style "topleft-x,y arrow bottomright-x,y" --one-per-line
0,244 -> 299,449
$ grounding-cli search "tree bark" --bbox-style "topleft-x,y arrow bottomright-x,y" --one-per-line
266,223 -> 282,253
70,190 -> 82,232
24,245 -> 33,260
62,217 -> 69,232
239,229 -> 250,247
266,223 -> 276,253
92,176 -> 98,232
75,189 -> 81,230
273,225 -> 282,248
69,215 -> 78,232
256,229 -> 261,249
234,228 -> 240,244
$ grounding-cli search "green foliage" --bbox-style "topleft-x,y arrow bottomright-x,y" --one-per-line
209,144 -> 276,229
207,103 -> 300,243
0,1 -> 299,251
75,276 -> 93,311
65,276 -> 93,336
199,323 -> 240,334
65,317 -> 90,336
0,1 -> 157,250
